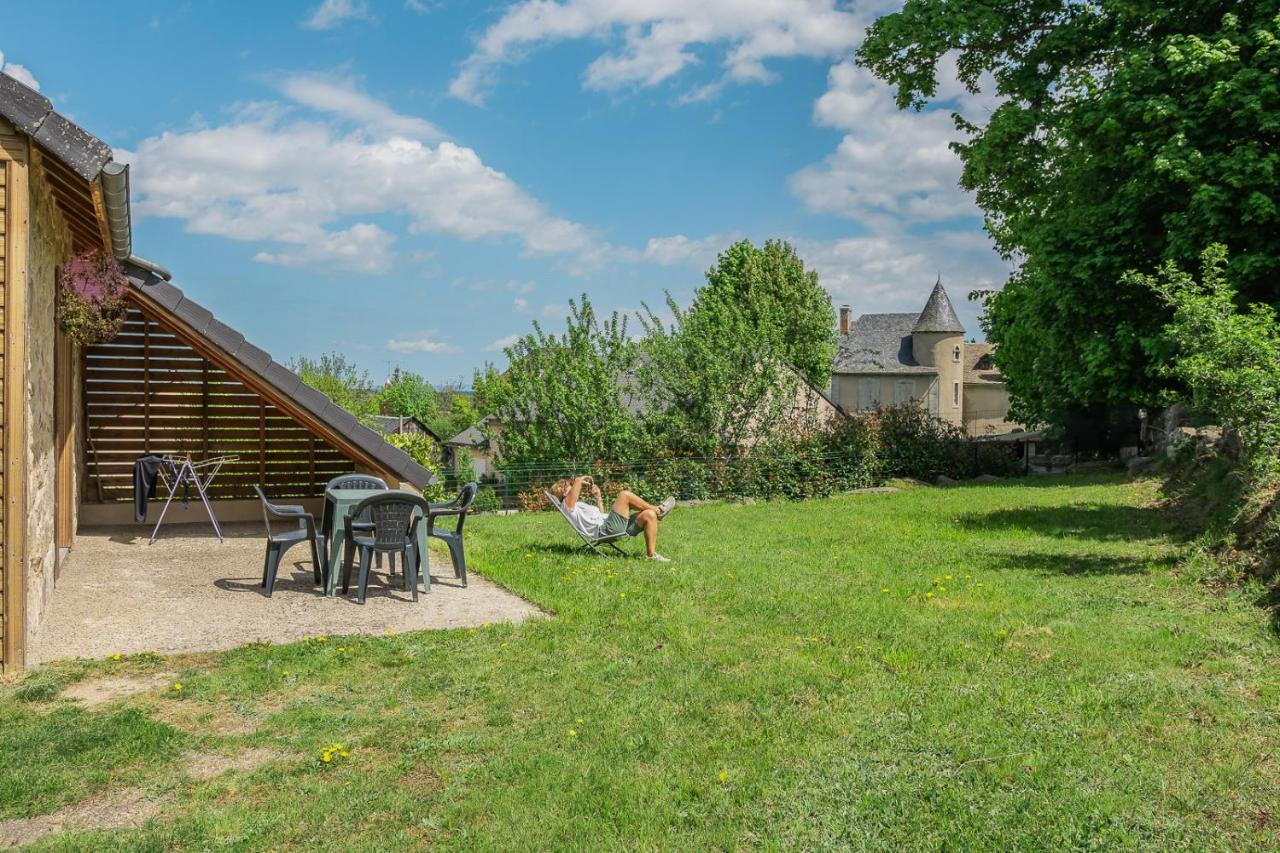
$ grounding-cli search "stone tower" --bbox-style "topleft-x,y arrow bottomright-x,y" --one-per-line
911,280 -> 966,426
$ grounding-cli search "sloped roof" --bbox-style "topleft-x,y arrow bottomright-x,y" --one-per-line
832,313 -> 936,375
370,415 -> 443,443
124,263 -> 436,490
913,280 -> 965,334
964,343 -> 1004,384
0,72 -> 111,181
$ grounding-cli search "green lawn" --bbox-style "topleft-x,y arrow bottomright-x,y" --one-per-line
3,476 -> 1279,849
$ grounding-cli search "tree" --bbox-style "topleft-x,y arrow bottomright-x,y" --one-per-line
858,2 -> 1280,424
378,368 -> 440,427
472,296 -> 644,467
699,240 -> 835,386
637,240 -> 833,454
1132,245 -> 1280,478
291,352 -> 377,423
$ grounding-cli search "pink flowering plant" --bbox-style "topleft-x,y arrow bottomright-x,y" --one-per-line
56,250 -> 129,345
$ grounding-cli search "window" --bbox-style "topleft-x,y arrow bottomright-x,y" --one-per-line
953,381 -> 961,408
894,379 -> 913,405
857,378 -> 880,411
952,345 -> 962,363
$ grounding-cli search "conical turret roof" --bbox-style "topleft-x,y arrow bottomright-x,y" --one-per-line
912,279 -> 965,334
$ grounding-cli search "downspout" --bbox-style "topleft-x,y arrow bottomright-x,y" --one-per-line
99,161 -> 172,281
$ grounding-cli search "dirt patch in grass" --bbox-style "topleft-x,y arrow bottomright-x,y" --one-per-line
61,673 -> 170,708
181,746 -> 285,780
0,786 -> 165,848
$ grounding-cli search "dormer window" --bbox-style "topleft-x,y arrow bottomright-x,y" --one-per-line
952,345 -> 961,363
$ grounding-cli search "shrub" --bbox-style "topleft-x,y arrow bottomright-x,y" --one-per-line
384,432 -> 446,501
472,486 -> 502,513
875,404 -> 1018,481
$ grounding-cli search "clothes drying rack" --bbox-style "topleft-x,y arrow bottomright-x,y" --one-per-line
149,455 -> 238,545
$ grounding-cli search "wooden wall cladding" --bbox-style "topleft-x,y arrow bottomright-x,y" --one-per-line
83,309 -> 357,502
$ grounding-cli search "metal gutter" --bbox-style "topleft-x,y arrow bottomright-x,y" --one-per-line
99,161 -> 171,280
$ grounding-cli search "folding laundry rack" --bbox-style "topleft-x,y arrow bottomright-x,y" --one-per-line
149,455 -> 238,545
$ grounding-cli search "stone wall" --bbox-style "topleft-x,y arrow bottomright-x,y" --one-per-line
24,159 -> 71,642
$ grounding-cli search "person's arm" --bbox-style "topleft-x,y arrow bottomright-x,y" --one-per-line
589,479 -> 604,512
565,476 -> 587,510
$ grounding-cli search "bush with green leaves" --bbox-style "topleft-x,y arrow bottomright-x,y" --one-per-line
1135,245 -> 1280,479
876,404 -> 1019,481
472,486 -> 502,513
383,432 -> 446,501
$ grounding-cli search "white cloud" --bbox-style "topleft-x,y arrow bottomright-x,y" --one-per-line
449,1 -> 882,105
302,0 -> 373,30
789,56 -> 999,225
635,233 -> 728,268
513,297 -> 529,312
253,223 -> 395,273
388,335 -> 457,353
123,73 -> 602,274
0,50 -> 39,90
485,334 -> 520,351
278,73 -> 444,140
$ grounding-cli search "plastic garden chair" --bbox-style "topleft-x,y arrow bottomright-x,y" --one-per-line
253,485 -> 325,597
341,492 -> 432,604
426,482 -> 478,586
544,490 -> 630,556
324,473 -> 396,572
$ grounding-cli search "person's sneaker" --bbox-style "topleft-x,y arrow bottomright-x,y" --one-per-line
646,552 -> 672,563
657,497 -> 676,518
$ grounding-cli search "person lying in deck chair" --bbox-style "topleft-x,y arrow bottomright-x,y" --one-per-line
551,476 -> 675,562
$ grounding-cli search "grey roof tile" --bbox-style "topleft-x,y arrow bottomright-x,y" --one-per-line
833,313 -> 936,374
263,363 -> 302,396
0,73 -> 112,181
913,280 -> 965,334
173,297 -> 214,336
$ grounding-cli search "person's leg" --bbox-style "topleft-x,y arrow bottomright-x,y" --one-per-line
612,489 -> 656,515
634,508 -> 658,557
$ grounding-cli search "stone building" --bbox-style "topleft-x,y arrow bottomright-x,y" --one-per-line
829,280 -> 1019,436
0,73 -> 434,671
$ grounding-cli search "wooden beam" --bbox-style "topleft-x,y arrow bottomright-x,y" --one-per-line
2,140 -> 29,671
89,179 -> 113,252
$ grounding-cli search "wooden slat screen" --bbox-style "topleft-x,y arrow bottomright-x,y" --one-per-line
83,308 -> 357,502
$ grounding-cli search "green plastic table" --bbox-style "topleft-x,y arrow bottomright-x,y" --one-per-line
322,487 -> 429,598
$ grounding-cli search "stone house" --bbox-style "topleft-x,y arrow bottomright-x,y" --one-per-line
829,280 -> 1019,436
0,74 -> 434,671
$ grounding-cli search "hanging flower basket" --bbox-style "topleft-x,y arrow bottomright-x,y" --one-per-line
56,250 -> 129,346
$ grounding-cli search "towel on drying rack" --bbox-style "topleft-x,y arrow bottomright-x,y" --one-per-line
133,455 -> 164,523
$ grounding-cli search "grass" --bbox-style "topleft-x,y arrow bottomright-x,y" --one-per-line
2,475 -> 1279,849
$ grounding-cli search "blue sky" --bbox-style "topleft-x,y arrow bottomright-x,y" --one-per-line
2,0 -> 1009,385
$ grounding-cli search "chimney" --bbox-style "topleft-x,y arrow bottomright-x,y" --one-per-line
839,305 -> 852,335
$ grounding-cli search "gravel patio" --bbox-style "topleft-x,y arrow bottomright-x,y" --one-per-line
28,523 -> 542,664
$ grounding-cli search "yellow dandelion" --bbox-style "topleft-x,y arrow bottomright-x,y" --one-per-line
880,587 -> 890,593
925,591 -> 935,599
944,575 -> 953,580
172,683 -> 183,692
576,718 -> 585,724
500,642 -> 509,649
619,592 -> 626,599
939,586 -> 947,592
718,771 -> 730,783
322,753 -> 333,763
568,729 -> 577,738
110,653 -> 122,661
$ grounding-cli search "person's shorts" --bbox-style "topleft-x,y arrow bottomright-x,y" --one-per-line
600,510 -> 642,538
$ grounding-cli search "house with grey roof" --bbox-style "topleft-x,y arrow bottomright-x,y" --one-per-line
829,280 -> 1019,436
0,72 -> 434,670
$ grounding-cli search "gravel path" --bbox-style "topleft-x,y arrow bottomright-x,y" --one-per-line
29,524 -> 542,664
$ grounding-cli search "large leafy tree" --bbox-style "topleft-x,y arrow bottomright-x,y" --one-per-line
378,368 -> 441,427
698,239 -> 836,386
291,352 -> 378,423
473,296 -> 644,467
637,239 -> 833,455
859,2 -> 1280,424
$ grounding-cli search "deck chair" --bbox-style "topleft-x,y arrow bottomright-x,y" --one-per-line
544,490 -> 630,556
